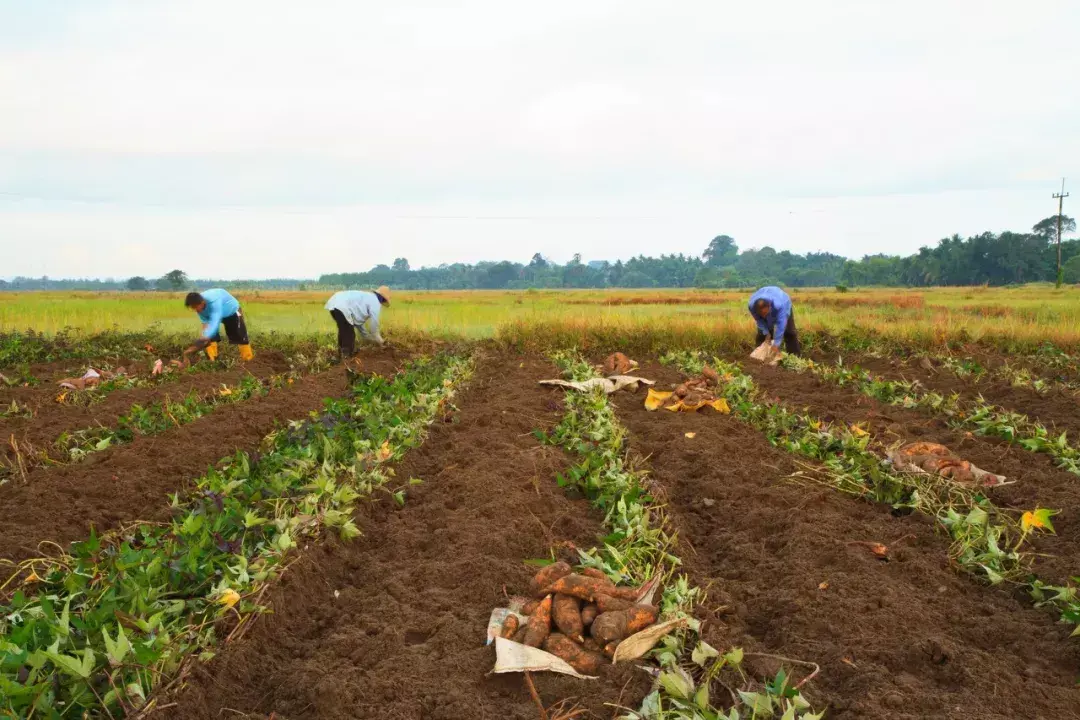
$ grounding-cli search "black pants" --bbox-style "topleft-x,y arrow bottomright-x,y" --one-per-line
209,308 -> 249,344
330,309 -> 356,357
755,309 -> 801,355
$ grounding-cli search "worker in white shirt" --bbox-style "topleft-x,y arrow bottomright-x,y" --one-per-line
324,286 -> 390,358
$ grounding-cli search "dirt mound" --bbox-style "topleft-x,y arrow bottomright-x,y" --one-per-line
739,359 -> 1080,591
611,361 -> 1080,719
0,355 -> 404,565
835,352 -> 1080,441
164,355 -> 650,720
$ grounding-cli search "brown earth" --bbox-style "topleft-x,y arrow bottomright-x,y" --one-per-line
737,359 -> 1080,589
0,351 -> 406,565
614,361 -> 1080,719
822,352 -> 1080,441
0,351 -> 293,465
164,354 -> 651,720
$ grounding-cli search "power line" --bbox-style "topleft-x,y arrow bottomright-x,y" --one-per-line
1054,178 -> 1069,287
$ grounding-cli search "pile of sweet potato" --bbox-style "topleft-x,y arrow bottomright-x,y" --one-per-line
499,562 -> 659,674
667,366 -> 722,406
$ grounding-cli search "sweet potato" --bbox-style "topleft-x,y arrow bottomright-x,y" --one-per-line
528,562 -> 572,597
540,573 -> 613,602
595,594 -> 632,613
582,636 -> 602,652
500,614 -> 520,640
511,626 -> 528,644
544,633 -> 606,675
603,641 -> 618,659
553,593 -> 584,642
590,611 -> 628,645
591,604 -> 659,645
523,595 -> 553,647
605,585 -> 643,602
625,604 -> 659,634
581,602 -> 599,627
579,567 -> 611,582
673,383 -> 689,398
520,599 -> 540,616
702,366 -> 720,384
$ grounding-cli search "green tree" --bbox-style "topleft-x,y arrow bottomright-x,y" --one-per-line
703,235 -> 738,266
1063,254 -> 1080,284
1032,215 -> 1076,240
161,269 -> 188,290
126,276 -> 150,291
392,258 -> 410,272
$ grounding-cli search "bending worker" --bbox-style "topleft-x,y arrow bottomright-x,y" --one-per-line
325,286 -> 390,358
748,285 -> 801,356
181,289 -> 254,363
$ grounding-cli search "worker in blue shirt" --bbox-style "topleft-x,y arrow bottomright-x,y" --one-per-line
748,286 -> 801,356
324,286 -> 390,358
181,289 -> 254,363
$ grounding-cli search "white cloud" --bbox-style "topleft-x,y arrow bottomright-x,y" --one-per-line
0,0 -> 1077,278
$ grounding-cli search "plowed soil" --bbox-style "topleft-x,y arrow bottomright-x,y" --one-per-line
0,352 -> 293,467
0,352 -> 405,564
165,354 -> 651,720
738,360 -> 1080,589
826,352 -> 1080,440
615,361 -> 1080,719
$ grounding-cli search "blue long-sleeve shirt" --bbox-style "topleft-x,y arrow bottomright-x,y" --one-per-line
748,286 -> 792,348
325,291 -> 383,342
197,288 -> 241,340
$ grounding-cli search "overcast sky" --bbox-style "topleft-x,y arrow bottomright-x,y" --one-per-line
2,1 -> 1078,280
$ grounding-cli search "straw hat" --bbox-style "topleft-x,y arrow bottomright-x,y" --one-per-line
375,286 -> 391,305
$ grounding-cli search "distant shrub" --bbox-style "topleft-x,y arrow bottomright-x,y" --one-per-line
835,284 -> 849,293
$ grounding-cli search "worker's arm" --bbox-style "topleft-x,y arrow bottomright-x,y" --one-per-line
367,310 -> 384,345
771,302 -> 791,348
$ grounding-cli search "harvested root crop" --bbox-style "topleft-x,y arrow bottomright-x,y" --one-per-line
528,561 -> 572,596
523,595 -> 553,647
543,633 -> 606,675
889,441 -> 1007,486
580,603 -> 599,627
601,352 -> 637,376
500,615 -> 520,640
553,593 -> 585,642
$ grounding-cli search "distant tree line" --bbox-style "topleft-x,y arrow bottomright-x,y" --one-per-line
2,214 -> 1077,291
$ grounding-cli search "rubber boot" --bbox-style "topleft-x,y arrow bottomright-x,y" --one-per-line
239,344 -> 254,362
205,341 -> 219,362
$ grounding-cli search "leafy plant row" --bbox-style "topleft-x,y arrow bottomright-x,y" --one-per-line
0,353 -> 472,717
543,351 -> 822,720
1,350 -> 338,485
920,353 -> 1080,398
778,355 -> 1080,477
661,352 -> 1080,636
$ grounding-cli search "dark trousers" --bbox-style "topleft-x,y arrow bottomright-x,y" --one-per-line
755,309 -> 801,355
209,308 -> 249,344
330,309 -> 356,357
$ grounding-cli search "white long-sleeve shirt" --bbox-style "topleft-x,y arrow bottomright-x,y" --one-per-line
325,291 -> 384,343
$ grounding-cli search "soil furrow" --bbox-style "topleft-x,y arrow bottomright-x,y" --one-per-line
0,353 -> 403,565
164,355 -> 650,720
614,361 -> 1080,719
738,360 -> 1080,589
825,352 -> 1080,441
0,352 -> 293,462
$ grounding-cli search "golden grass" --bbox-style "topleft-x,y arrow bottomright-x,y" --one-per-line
2,285 -> 1079,351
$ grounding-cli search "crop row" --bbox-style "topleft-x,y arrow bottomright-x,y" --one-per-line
1,350 -> 337,485
0,353 -> 471,717
544,352 -> 822,720
777,355 -> 1080,477
661,352 -> 1080,637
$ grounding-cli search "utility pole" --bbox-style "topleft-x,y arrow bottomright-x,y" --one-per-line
1054,178 -> 1069,288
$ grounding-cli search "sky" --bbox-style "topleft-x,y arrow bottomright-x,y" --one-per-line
1,0 -> 1078,280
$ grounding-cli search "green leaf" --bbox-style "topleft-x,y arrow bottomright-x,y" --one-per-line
393,490 -> 406,506
275,531 -> 293,551
408,477 -> 424,485
781,704 -> 797,720
102,624 -> 131,666
340,520 -> 361,540
659,670 -> 692,700
692,641 -> 720,667
723,647 -> 744,666
694,682 -> 711,710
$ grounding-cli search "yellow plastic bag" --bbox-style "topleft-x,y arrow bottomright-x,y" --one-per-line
645,388 -> 730,414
